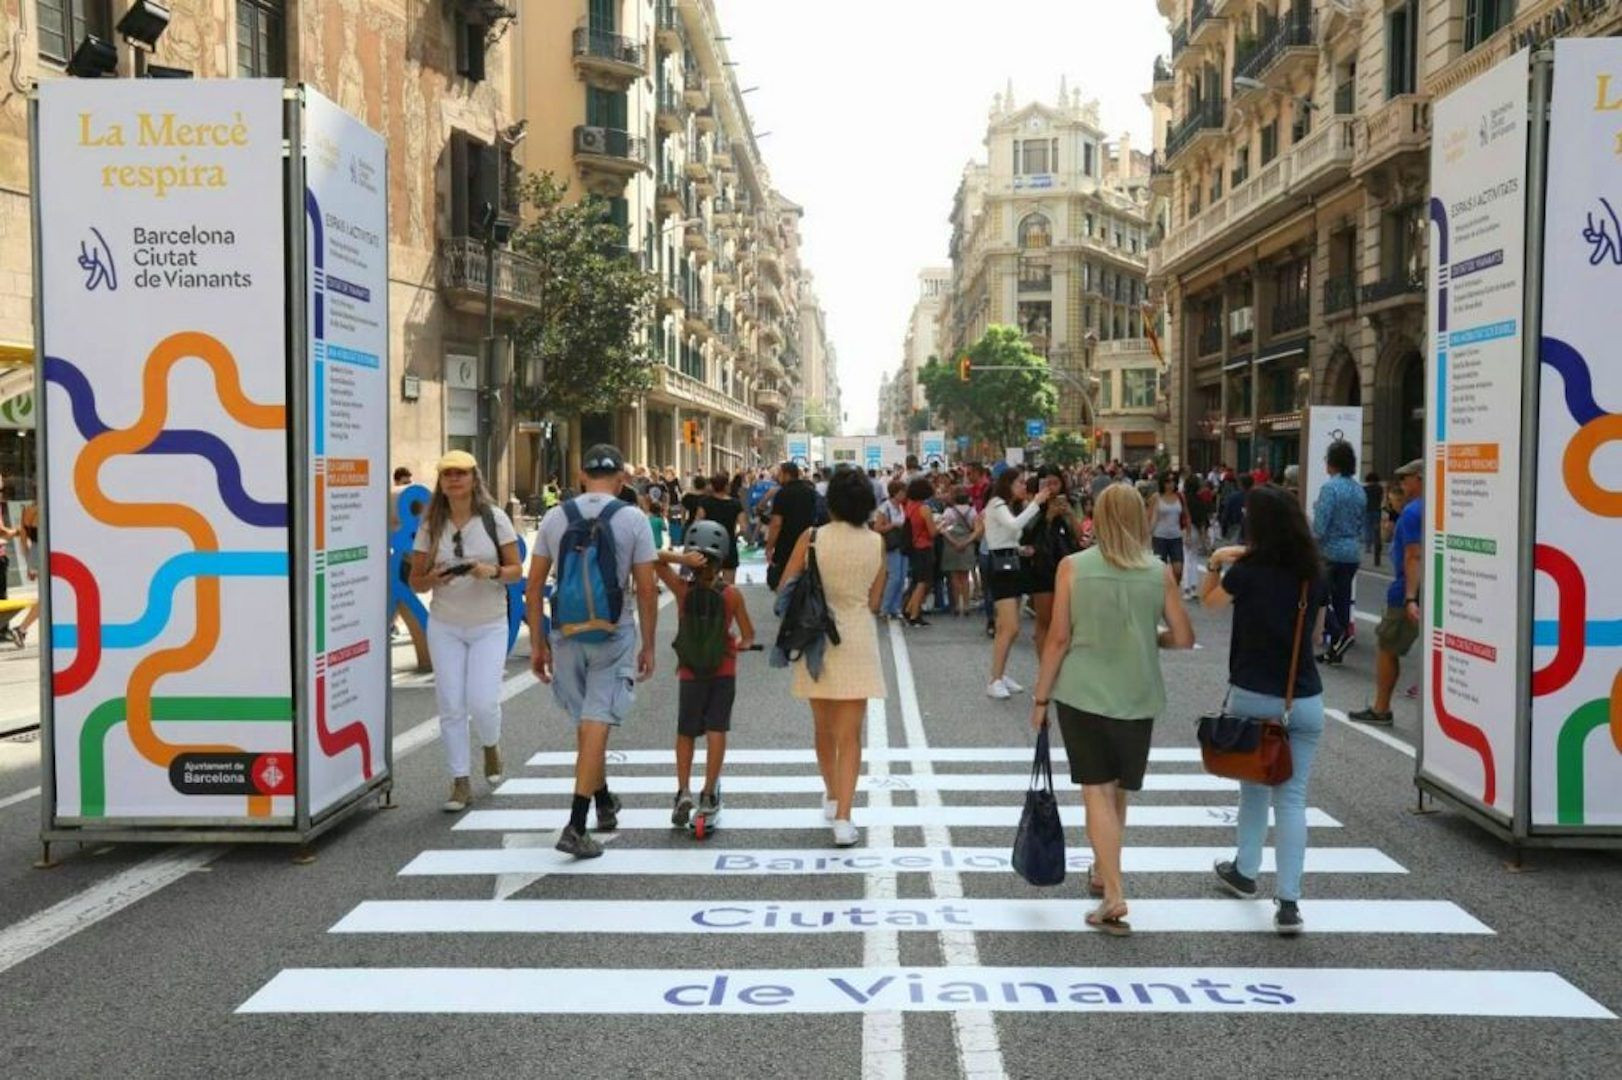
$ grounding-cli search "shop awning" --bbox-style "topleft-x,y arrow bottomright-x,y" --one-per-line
0,340 -> 33,367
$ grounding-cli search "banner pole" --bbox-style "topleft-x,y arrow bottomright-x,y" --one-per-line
1514,48 -> 1554,843
286,87 -> 312,838
28,95 -> 58,857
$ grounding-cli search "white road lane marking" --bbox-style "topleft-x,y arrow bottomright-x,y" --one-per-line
236,966 -> 1616,1018
495,772 -> 1238,795
887,619 -> 1005,1079
861,700 -> 905,1080
453,805 -> 1342,831
328,897 -> 1495,936
0,786 -> 41,811
1326,707 -> 1418,759
399,845 -> 1408,879
527,747 -> 1205,767
0,665 -> 541,975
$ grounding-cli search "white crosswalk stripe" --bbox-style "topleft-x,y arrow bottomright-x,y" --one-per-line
495,772 -> 1240,795
450,805 -> 1342,832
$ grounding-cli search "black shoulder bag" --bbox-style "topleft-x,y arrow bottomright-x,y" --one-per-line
775,528 -> 841,664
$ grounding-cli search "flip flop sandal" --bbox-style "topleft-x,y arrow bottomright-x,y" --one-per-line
1085,906 -> 1132,937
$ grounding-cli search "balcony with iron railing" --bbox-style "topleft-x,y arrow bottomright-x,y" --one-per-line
572,27 -> 646,85
1271,298 -> 1310,336
655,85 -> 686,134
1246,9 -> 1317,89
652,363 -> 766,428
438,237 -> 544,315
573,126 -> 648,179
1166,97 -> 1225,163
1197,323 -> 1223,357
656,0 -> 682,52
1323,273 -> 1357,319
1361,266 -> 1425,311
683,68 -> 710,108
1152,55 -> 1174,104
1188,0 -> 1224,47
1352,94 -> 1430,178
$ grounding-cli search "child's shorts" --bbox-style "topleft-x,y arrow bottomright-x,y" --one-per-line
678,677 -> 736,736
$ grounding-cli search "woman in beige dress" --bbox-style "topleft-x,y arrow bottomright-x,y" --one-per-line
777,467 -> 886,847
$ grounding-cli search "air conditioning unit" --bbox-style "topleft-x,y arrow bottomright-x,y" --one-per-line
576,126 -> 608,154
1229,306 -> 1254,335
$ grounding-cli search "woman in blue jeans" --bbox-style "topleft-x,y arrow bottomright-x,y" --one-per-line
1199,484 -> 1328,936
872,480 -> 908,619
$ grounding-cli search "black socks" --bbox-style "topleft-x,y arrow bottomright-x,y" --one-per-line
569,795 -> 590,832
594,785 -> 612,809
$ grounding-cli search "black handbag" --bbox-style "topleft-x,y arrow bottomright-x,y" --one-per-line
990,548 -> 1022,576
1011,722 -> 1066,887
774,529 -> 841,663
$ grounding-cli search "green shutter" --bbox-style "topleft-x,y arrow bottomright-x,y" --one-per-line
589,0 -> 615,32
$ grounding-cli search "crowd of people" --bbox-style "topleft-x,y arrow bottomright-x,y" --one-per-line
399,435 -> 1426,936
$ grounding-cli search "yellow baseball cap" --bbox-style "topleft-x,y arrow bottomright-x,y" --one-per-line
437,449 -> 478,472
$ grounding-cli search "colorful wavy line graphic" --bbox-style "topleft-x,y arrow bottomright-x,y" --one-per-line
72,331 -> 285,818
51,551 -> 288,651
1540,337 -> 1606,425
46,355 -> 288,529
78,696 -> 293,818
1533,543 -> 1585,698
50,551 -> 100,697
1554,673 -> 1622,826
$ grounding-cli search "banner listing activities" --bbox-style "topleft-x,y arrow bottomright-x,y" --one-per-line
1531,39 -> 1622,829
37,80 -> 294,823
1421,51 -> 1529,820
304,88 -> 391,819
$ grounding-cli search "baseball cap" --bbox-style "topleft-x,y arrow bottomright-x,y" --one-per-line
582,443 -> 626,475
1394,459 -> 1424,479
437,449 -> 477,472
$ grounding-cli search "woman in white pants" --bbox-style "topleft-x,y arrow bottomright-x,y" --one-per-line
410,450 -> 523,811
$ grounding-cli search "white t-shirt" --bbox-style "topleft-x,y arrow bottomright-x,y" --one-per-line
413,506 -> 519,627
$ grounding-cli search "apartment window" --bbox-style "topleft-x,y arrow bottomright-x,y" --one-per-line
588,87 -> 629,130
1084,212 -> 1095,236
1260,120 -> 1279,165
1018,214 -> 1052,249
1020,139 -> 1052,175
37,0 -> 111,64
1465,0 -> 1514,51
1208,168 -> 1223,205
1232,145 -> 1250,188
588,0 -> 616,31
1083,142 -> 1096,176
1123,369 -> 1158,408
454,7 -> 487,82
450,132 -> 496,238
1386,0 -> 1419,98
1291,101 -> 1312,144
1384,201 -> 1427,283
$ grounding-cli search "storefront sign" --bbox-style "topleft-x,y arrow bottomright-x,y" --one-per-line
36,79 -> 293,822
1421,50 -> 1530,820
1530,38 -> 1622,828
303,88 -> 390,818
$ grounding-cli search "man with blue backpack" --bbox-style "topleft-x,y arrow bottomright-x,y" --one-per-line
525,444 -> 659,858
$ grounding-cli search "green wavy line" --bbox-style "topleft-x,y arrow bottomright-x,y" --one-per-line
79,696 -> 294,817
1556,698 -> 1612,826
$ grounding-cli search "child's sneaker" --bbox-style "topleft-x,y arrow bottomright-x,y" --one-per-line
671,790 -> 694,828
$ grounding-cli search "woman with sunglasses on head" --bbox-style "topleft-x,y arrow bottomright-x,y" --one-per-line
410,450 -> 524,812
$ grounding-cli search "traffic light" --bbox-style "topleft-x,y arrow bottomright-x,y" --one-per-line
958,355 -> 971,382
682,419 -> 699,446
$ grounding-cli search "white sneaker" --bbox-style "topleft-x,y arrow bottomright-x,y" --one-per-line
986,679 -> 1011,700
1001,675 -> 1025,694
822,797 -> 838,821
832,820 -> 859,847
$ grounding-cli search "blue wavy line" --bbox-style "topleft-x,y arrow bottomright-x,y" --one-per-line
44,355 -> 289,528
52,550 -> 288,649
1533,619 -> 1622,649
1539,337 -> 1607,427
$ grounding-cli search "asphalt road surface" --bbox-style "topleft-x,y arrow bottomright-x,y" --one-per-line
3,560 -> 1619,1079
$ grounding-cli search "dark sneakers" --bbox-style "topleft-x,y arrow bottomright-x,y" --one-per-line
556,824 -> 604,859
1347,707 -> 1395,727
1213,860 -> 1258,898
1275,900 -> 1304,936
671,790 -> 694,828
595,790 -> 623,831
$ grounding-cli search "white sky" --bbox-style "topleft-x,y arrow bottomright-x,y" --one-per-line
713,0 -> 1169,435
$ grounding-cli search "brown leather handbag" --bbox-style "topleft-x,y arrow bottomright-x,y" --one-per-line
1196,581 -> 1308,786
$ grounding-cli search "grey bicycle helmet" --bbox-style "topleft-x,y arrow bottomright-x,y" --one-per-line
684,520 -> 729,562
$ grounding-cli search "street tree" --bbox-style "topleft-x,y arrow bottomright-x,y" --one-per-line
510,172 -> 660,420
1041,429 -> 1089,467
921,326 -> 1057,448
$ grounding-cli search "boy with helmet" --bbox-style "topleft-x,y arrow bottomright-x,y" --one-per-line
652,519 -> 754,833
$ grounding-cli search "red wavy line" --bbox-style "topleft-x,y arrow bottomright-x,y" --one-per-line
1533,543 -> 1585,697
50,553 -> 101,696
314,673 -> 373,779
1432,649 -> 1496,806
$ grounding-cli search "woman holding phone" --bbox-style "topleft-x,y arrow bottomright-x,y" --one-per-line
410,450 -> 524,812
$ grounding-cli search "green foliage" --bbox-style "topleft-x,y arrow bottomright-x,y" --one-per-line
1041,429 -> 1089,467
805,414 -> 837,438
510,172 -> 660,419
920,326 -> 1058,448
906,409 -> 932,434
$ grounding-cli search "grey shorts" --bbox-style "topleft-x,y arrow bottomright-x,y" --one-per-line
550,625 -> 639,726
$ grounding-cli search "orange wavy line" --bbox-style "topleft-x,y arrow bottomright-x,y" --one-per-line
74,331 -> 286,817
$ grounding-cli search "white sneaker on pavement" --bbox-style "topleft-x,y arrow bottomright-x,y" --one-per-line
822,797 -> 838,821
832,820 -> 859,847
986,678 -> 1011,700
1001,675 -> 1024,694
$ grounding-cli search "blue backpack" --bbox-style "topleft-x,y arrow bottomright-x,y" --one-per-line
552,498 -> 627,643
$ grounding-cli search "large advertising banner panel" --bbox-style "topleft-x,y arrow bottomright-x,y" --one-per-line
1303,406 -> 1363,515
1421,51 -> 1529,820
919,430 -> 947,470
862,438 -> 884,472
1531,39 -> 1622,829
302,89 -> 391,818
826,437 -> 862,469
37,81 -> 294,822
785,432 -> 811,469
